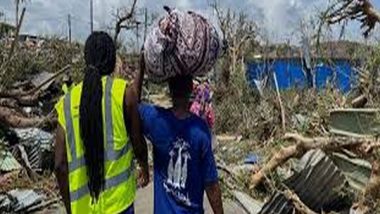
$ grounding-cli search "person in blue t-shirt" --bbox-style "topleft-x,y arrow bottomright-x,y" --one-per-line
134,55 -> 223,214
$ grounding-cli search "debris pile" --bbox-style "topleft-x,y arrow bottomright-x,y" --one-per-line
0,126 -> 60,213
0,35 -> 82,213
0,189 -> 60,213
214,82 -> 380,213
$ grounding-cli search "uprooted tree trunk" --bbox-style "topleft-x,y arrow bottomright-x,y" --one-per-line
0,106 -> 43,128
250,133 -> 380,189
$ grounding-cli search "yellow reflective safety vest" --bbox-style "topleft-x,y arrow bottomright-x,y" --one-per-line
55,76 -> 136,214
62,83 -> 73,94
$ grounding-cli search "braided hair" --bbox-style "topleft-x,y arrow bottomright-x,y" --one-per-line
79,31 -> 116,201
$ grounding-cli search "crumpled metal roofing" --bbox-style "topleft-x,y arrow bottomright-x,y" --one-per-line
232,190 -> 263,214
259,150 -> 352,214
0,189 -> 43,213
13,128 -> 54,170
14,128 -> 53,147
31,71 -> 55,91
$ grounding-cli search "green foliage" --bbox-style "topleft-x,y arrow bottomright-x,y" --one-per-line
0,22 -> 15,37
214,64 -> 262,139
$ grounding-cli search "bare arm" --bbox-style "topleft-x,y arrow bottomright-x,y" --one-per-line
133,51 -> 145,103
124,85 -> 149,185
54,125 -> 71,214
206,182 -> 224,214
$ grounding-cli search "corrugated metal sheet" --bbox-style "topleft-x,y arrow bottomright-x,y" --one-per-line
286,153 -> 350,211
260,150 -> 352,213
13,128 -> 54,170
329,108 -> 380,137
0,151 -> 22,172
232,190 -> 263,214
8,189 -> 43,212
331,152 -> 371,191
259,192 -> 294,214
25,144 -> 41,169
14,128 -> 53,146
0,189 -> 44,213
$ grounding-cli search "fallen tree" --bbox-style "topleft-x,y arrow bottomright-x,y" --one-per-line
250,133 -> 380,189
0,65 -> 70,129
0,106 -> 43,128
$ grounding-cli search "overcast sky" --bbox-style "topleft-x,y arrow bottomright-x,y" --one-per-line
1,0 -> 380,46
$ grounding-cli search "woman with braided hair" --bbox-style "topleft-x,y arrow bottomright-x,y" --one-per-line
54,31 -> 149,214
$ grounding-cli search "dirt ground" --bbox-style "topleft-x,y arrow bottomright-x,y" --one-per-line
135,183 -> 246,214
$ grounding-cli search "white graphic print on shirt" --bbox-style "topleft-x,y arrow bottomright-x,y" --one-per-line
164,138 -> 192,206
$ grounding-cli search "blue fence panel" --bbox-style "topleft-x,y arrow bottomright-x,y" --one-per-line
246,58 -> 354,93
335,60 -> 352,92
274,59 -> 306,89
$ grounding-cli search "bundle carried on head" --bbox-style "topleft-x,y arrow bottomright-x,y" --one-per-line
144,6 -> 221,82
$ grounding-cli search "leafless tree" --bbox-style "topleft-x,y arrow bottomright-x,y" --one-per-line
113,0 -> 138,43
210,0 -> 257,87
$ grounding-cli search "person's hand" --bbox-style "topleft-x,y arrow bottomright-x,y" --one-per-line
137,165 -> 149,188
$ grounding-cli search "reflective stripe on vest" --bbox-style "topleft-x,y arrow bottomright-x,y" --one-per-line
63,77 -> 132,202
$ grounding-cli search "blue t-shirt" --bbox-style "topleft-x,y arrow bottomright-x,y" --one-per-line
139,104 -> 218,214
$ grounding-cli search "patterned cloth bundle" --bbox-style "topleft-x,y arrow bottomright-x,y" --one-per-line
143,7 -> 221,82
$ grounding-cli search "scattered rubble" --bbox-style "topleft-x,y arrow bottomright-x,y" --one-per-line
0,189 -> 60,213
232,190 -> 263,214
261,150 -> 354,214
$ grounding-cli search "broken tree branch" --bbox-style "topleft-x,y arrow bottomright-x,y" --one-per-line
325,0 -> 380,37
273,72 -> 286,132
0,99 -> 21,111
352,94 -> 368,108
0,106 -> 43,128
250,133 -> 380,189
283,189 -> 318,214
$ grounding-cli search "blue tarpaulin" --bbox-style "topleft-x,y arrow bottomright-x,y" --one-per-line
246,58 -> 355,93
